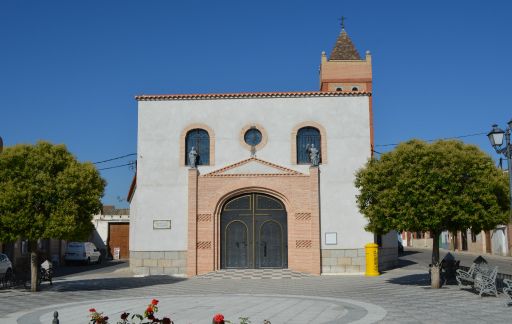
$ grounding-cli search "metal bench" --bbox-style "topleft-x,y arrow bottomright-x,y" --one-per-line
474,265 -> 498,297
503,279 -> 512,306
456,263 -> 479,288
38,260 -> 53,286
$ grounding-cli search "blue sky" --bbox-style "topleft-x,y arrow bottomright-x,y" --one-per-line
1,0 -> 511,207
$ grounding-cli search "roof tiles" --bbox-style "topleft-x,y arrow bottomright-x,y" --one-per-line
329,29 -> 361,60
135,91 -> 371,101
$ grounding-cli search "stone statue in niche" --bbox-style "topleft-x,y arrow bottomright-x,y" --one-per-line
307,144 -> 320,166
188,146 -> 198,168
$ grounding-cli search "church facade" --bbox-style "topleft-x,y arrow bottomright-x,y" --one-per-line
128,28 -> 392,276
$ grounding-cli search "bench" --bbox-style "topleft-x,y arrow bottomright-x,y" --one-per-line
504,279 -> 512,306
456,262 -> 499,297
474,265 -> 498,297
38,260 -> 53,286
456,263 -> 479,288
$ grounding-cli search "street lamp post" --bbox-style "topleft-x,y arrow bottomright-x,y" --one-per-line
487,120 -> 512,214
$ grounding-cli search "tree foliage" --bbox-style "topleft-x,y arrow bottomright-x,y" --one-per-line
355,140 -> 509,236
0,141 -> 106,242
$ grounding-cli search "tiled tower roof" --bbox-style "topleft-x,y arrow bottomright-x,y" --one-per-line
329,29 -> 361,60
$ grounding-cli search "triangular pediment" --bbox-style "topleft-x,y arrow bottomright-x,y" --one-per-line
203,158 -> 305,177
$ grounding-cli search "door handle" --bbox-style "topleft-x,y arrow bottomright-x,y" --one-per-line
263,242 -> 267,257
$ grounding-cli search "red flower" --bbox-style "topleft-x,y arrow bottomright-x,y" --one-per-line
213,313 -> 225,323
151,299 -> 159,305
146,306 -> 153,313
89,308 -> 96,313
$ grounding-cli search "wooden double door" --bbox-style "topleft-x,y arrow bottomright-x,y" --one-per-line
220,193 -> 288,269
108,223 -> 129,259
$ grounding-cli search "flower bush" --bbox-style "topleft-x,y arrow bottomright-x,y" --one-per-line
89,299 -> 172,324
89,308 -> 108,324
88,300 -> 270,324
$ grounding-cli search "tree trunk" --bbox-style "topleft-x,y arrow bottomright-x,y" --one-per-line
30,241 -> 39,292
431,231 -> 441,289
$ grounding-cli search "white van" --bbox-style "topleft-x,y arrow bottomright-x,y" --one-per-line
64,242 -> 101,265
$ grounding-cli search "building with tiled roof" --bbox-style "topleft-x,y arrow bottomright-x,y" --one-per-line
128,26 -> 397,277
330,28 -> 362,60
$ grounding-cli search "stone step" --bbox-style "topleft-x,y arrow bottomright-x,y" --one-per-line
195,268 -> 313,279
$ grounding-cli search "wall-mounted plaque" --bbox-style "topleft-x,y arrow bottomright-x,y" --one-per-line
325,232 -> 337,245
153,220 -> 171,229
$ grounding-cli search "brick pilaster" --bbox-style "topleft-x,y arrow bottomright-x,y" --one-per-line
309,166 -> 321,275
187,168 -> 199,276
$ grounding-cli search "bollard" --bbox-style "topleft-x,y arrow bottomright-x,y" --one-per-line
365,243 -> 379,276
52,311 -> 59,324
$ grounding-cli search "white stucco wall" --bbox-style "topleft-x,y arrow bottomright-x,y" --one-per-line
132,95 -> 373,251
491,226 -> 509,256
92,213 -> 130,252
129,192 -> 137,251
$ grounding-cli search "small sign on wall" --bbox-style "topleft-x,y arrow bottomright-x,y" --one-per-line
325,232 -> 337,245
113,247 -> 120,260
153,219 -> 171,229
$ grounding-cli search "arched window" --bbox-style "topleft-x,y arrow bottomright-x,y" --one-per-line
352,86 -> 359,91
336,87 -> 343,91
185,129 -> 210,166
296,127 -> 321,164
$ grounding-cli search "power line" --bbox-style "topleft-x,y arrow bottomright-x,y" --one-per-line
93,153 -> 136,164
97,162 -> 135,171
374,132 -> 487,148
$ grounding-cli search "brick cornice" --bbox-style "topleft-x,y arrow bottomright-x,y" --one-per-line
136,91 -> 371,101
202,157 -> 305,177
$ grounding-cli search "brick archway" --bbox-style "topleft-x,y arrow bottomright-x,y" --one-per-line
186,163 -> 321,277
220,193 -> 288,269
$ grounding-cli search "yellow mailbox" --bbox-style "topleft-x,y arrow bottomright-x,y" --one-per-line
365,243 -> 379,276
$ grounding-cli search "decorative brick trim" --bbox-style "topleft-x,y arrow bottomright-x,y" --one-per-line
202,157 -> 305,177
295,212 -> 312,221
197,241 -> 212,249
197,214 -> 212,222
290,121 -> 328,165
136,91 -> 371,101
203,173 -> 308,178
296,240 -> 312,249
180,123 -> 215,167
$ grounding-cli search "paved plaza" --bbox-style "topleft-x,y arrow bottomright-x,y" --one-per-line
1,256 -> 511,323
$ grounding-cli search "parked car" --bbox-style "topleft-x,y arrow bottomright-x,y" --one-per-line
64,242 -> 102,265
0,253 -> 13,280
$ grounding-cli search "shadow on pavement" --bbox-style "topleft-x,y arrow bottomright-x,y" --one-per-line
396,259 -> 418,267
53,275 -> 186,292
54,260 -> 128,278
386,273 -> 431,287
401,250 -> 420,256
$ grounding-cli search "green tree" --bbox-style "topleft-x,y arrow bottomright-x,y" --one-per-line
355,140 -> 509,288
0,141 -> 105,291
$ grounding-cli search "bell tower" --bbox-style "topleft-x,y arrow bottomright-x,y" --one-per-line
319,25 -> 372,92
319,24 -> 374,151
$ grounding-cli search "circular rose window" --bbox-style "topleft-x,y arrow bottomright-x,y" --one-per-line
244,128 -> 262,146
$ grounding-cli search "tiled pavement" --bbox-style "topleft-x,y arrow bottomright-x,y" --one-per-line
1,267 -> 512,323
196,269 -> 313,279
